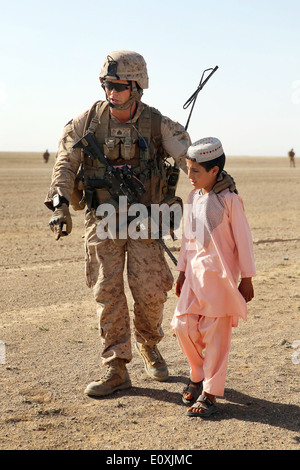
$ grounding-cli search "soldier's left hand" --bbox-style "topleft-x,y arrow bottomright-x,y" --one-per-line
49,204 -> 72,240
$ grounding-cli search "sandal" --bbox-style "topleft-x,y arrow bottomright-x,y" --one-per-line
186,394 -> 218,418
182,380 -> 203,405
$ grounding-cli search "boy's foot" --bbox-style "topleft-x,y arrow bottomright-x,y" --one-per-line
135,342 -> 169,381
182,380 -> 203,404
186,394 -> 218,418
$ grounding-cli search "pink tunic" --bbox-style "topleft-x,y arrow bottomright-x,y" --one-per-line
175,188 -> 256,323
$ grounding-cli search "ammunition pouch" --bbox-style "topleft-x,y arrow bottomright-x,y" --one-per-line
69,101 -> 182,219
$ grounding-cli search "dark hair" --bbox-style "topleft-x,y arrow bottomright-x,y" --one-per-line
187,153 -> 226,176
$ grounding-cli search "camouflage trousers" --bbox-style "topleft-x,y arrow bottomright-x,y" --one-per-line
84,210 -> 174,364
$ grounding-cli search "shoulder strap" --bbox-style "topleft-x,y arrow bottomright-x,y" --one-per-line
138,105 -> 162,146
87,101 -> 109,134
149,106 -> 163,147
79,100 -> 108,163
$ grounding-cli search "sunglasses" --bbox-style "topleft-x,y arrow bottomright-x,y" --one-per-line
103,81 -> 131,92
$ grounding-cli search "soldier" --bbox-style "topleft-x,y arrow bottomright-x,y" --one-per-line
288,148 -> 295,167
43,149 -> 50,163
44,50 -> 236,397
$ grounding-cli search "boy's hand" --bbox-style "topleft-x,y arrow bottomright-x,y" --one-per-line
238,277 -> 254,303
175,271 -> 186,297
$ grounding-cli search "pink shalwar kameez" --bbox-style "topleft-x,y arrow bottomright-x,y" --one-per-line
171,188 -> 256,396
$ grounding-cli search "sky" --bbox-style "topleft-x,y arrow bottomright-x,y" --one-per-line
0,0 -> 300,156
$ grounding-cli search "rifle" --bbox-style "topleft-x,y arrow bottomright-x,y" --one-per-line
73,132 -> 178,265
73,132 -> 145,208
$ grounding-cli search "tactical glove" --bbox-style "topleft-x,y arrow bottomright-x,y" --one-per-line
49,204 -> 72,240
213,170 -> 237,194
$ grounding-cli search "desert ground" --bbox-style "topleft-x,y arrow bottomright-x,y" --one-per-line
0,151 -> 299,451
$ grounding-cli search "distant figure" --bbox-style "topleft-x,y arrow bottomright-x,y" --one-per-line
43,149 -> 50,163
288,148 -> 295,167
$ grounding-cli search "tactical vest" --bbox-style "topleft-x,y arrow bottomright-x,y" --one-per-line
73,100 -> 173,210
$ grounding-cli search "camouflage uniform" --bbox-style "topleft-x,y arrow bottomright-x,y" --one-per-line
45,96 -> 190,366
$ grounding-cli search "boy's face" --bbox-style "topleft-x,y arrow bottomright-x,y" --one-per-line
186,159 -> 219,193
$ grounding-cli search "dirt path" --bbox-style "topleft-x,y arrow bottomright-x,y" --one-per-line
0,153 -> 299,450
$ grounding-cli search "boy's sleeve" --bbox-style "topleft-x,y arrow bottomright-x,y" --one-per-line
229,194 -> 256,278
177,233 -> 188,272
177,191 -> 194,272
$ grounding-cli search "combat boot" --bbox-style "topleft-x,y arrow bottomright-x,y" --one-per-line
84,358 -> 132,397
135,342 -> 169,382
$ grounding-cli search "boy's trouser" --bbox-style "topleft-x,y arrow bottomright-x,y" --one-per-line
85,211 -> 173,364
172,314 -> 233,396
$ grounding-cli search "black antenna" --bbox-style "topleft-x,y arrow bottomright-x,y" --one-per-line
183,66 -> 219,131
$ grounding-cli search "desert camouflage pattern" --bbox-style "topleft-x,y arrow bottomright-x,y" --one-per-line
44,101 -> 190,208
44,101 -> 189,364
99,50 -> 149,89
44,110 -> 87,207
85,209 -> 173,363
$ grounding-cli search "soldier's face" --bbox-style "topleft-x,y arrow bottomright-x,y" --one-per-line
104,79 -> 131,107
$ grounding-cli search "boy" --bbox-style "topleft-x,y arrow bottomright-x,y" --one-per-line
171,137 -> 256,417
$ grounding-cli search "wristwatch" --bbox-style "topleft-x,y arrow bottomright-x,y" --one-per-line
52,194 -> 69,209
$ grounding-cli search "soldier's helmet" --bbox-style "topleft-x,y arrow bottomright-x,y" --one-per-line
99,50 -> 149,90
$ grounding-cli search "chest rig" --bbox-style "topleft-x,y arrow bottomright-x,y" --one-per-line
79,101 -> 170,210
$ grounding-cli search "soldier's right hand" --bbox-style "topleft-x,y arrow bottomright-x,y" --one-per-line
49,204 -> 72,240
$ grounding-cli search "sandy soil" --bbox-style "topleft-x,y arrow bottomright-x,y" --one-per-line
0,152 -> 299,451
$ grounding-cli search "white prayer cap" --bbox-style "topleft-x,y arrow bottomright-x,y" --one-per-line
187,137 -> 224,163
